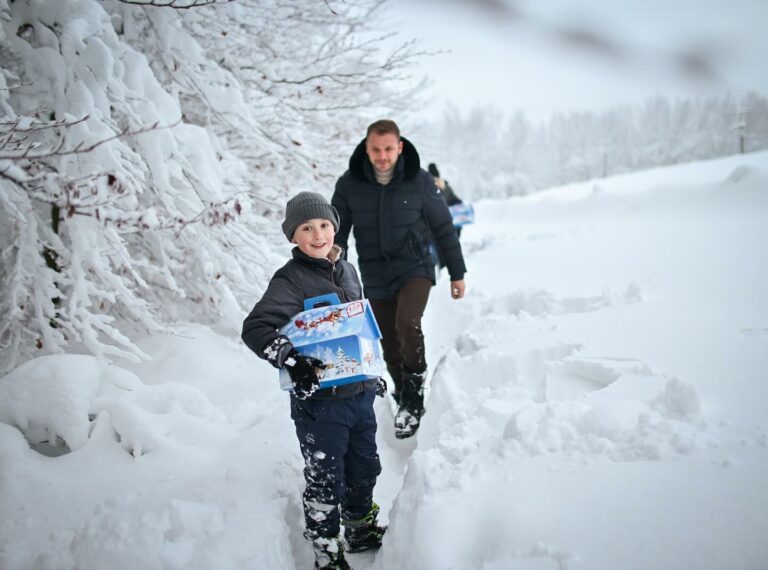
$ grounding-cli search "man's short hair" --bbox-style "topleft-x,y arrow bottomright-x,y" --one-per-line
366,119 -> 400,140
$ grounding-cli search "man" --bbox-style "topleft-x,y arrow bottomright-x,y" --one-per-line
332,119 -> 467,439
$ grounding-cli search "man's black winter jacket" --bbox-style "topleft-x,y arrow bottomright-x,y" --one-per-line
332,137 -> 467,299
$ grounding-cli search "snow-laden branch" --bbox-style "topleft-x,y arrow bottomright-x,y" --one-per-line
121,0 -> 428,198
0,115 -> 182,160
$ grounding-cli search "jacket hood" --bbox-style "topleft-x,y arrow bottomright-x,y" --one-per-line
348,136 -> 421,182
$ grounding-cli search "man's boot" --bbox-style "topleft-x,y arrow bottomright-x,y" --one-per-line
312,536 -> 351,570
387,365 -> 402,406
342,502 -> 387,553
394,370 -> 426,439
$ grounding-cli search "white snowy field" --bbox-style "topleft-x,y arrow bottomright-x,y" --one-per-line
1,151 -> 768,570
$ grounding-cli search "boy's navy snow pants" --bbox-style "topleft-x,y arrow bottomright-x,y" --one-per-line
290,387 -> 381,540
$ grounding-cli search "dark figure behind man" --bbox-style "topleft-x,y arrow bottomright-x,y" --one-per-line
428,162 -> 464,267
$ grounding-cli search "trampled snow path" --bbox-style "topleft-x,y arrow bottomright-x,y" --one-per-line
1,152 -> 767,569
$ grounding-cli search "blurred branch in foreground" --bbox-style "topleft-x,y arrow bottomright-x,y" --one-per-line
411,0 -> 763,85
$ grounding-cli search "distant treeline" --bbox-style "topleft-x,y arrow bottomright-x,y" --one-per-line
420,93 -> 768,199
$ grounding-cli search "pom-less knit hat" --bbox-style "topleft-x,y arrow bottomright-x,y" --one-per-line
427,163 -> 440,177
281,191 -> 340,241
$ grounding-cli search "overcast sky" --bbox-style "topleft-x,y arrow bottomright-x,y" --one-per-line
385,0 -> 768,121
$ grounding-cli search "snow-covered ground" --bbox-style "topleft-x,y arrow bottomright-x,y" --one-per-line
2,152 -> 767,569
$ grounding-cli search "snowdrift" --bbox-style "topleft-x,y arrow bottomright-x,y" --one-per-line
2,152 -> 767,569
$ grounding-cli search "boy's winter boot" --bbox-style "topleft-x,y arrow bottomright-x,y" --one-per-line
394,371 -> 426,439
312,536 -> 351,570
342,502 -> 387,553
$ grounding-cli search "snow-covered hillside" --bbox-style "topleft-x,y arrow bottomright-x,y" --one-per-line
1,152 -> 767,569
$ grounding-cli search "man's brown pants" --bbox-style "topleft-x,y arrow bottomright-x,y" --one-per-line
369,277 -> 432,395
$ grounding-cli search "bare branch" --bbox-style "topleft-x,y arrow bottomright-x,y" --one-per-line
115,0 -> 233,8
70,195 -> 246,234
322,0 -> 338,16
0,115 -> 90,134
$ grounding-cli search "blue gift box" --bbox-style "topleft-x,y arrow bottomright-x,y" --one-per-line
449,203 -> 475,227
278,294 -> 384,390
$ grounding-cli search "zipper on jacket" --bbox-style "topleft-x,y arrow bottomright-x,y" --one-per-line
378,187 -> 390,260
324,258 -> 348,304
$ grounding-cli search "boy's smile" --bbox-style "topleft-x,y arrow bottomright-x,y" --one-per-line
292,218 -> 336,259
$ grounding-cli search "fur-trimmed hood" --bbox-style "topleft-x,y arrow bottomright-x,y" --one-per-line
347,136 -> 421,183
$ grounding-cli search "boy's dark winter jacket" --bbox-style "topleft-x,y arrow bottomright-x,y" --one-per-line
332,137 -> 466,299
241,246 -> 376,399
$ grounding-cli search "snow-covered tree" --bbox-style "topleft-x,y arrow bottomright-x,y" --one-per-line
0,0 -> 426,372
418,93 -> 768,200
110,0 -> 426,203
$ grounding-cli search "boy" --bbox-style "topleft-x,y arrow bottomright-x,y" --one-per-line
242,192 -> 386,570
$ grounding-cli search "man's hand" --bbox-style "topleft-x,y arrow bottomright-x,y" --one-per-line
450,279 -> 465,300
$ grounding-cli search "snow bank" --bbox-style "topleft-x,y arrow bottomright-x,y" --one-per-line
2,152 -> 768,570
378,151 -> 768,570
0,354 -> 224,456
0,355 -> 101,451
0,329 -> 303,569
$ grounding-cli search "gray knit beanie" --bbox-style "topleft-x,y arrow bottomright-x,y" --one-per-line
282,192 -> 340,241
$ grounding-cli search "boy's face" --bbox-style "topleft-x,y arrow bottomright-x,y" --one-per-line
292,218 -> 336,259
366,132 -> 402,173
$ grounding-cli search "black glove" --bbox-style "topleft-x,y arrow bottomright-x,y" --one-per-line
376,377 -> 387,397
262,335 -> 294,369
285,349 -> 325,400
